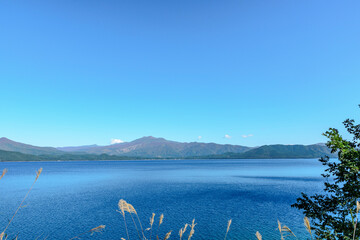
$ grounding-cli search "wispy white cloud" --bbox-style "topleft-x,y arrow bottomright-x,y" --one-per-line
242,134 -> 253,138
198,136 -> 202,140
111,138 -> 125,144
224,134 -> 232,139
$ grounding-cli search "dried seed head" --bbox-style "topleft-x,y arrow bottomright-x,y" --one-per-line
255,231 -> 262,240
278,220 -> 282,233
282,225 -> 296,237
187,219 -> 196,240
150,213 -> 155,226
159,214 -> 164,226
179,223 -> 188,239
191,219 -> 196,227
357,201 -> 360,213
0,169 -> 7,180
117,199 -> 137,217
118,199 -> 129,216
163,230 -> 172,240
188,229 -> 194,240
304,217 -> 311,235
183,223 -> 188,233
127,203 -> 137,214
90,225 -> 105,234
35,168 -> 43,181
277,220 -> 296,239
226,219 -> 232,233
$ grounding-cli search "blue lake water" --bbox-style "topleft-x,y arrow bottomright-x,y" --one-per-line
0,159 -> 325,239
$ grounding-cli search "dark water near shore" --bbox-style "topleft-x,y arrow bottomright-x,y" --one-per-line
0,159 -> 325,239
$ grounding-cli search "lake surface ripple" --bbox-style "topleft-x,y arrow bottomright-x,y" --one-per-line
0,159 -> 325,239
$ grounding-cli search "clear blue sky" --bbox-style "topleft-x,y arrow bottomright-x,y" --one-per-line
0,0 -> 359,147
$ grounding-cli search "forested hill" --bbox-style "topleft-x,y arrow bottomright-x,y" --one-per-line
0,149 -> 139,162
199,144 -> 336,159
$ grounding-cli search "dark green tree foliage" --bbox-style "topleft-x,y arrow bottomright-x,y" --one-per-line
292,106 -> 360,239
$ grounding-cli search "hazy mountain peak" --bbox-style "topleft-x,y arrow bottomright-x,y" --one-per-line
314,143 -> 327,146
131,136 -> 167,144
139,136 -> 161,140
0,137 -> 12,142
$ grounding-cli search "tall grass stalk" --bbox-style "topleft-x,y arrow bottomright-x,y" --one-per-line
118,199 -> 147,240
127,203 -> 144,240
134,211 -> 146,239
118,200 -> 131,240
149,213 -> 155,240
187,219 -> 196,240
156,213 -> 164,240
304,217 -> 313,240
179,223 -> 188,240
129,211 -> 142,240
224,219 -> 232,240
1,168 -> 42,237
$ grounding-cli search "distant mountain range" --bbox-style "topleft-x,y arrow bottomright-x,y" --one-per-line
57,136 -> 251,158
0,136 -> 336,161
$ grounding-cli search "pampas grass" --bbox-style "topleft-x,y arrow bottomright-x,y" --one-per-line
0,169 -> 7,180
117,199 -> 143,240
163,230 -> 172,240
69,225 -> 106,240
1,168 -> 43,238
117,200 -> 173,240
187,219 -> 196,240
304,217 -> 313,240
118,199 -> 130,240
149,213 -> 155,240
277,220 -> 296,240
255,231 -> 262,240
179,223 -> 188,240
159,214 -> 164,226
224,219 -> 232,240
114,201 -> 319,240
156,213 -> 164,240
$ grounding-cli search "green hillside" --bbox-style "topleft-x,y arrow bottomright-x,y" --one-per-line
200,144 -> 335,159
0,149 -> 140,162
0,150 -> 41,161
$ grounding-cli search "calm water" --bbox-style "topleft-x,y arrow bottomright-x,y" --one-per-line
0,159 -> 325,239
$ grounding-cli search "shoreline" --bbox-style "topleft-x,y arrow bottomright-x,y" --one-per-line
0,158 -> 324,163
